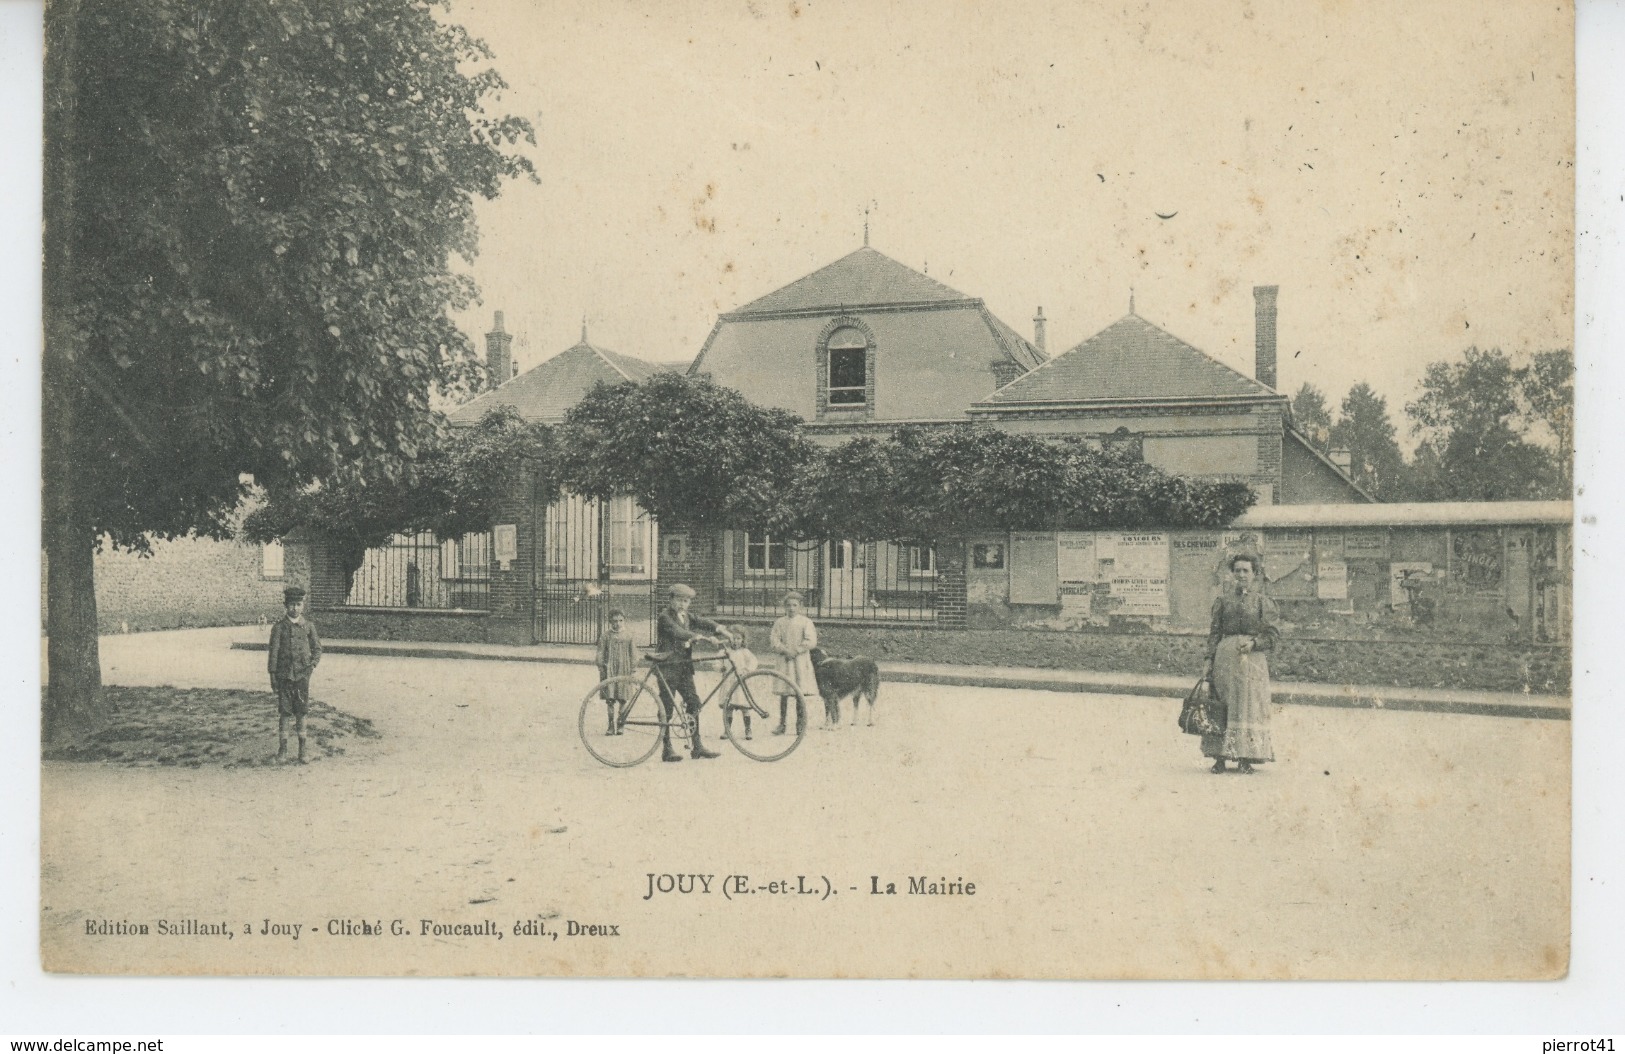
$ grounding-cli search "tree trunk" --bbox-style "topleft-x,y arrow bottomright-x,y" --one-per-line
43,0 -> 106,745
43,513 -> 105,744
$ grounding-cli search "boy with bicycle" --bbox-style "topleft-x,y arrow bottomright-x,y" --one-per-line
654,583 -> 738,763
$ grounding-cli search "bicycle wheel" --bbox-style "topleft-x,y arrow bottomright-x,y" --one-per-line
579,675 -> 664,768
723,670 -> 806,762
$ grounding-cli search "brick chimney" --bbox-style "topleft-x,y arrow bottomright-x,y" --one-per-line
1033,306 -> 1047,356
1253,285 -> 1278,390
485,311 -> 514,388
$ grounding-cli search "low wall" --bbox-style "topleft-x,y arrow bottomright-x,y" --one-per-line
313,607 -> 532,646
804,624 -> 1569,695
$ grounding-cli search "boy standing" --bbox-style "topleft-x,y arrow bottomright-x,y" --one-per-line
268,586 -> 322,763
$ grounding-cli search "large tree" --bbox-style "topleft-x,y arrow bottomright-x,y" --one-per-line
43,0 -> 534,741
1328,382 -> 1407,499
1404,347 -> 1558,502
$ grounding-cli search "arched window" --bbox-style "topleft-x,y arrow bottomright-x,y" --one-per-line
826,326 -> 868,406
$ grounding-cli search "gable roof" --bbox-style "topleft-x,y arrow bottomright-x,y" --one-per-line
730,246 -> 976,316
448,339 -> 676,426
978,313 -> 1279,406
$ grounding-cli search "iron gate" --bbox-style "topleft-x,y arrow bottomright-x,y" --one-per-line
532,491 -> 660,645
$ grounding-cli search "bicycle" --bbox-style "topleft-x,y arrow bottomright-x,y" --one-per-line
578,637 -> 808,766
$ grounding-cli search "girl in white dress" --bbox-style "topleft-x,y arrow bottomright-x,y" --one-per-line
769,591 -> 819,734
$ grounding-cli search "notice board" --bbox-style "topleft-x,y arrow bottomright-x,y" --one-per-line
1009,532 -> 1059,605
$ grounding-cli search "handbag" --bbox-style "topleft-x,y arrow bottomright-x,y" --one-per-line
1178,675 -> 1226,736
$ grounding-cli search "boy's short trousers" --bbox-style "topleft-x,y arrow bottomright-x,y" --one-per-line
276,676 -> 311,717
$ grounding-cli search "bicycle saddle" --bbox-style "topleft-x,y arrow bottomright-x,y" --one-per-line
641,649 -> 672,663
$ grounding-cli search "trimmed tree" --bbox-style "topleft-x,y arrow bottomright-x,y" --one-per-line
43,0 -> 534,741
558,373 -> 814,530
245,407 -> 559,598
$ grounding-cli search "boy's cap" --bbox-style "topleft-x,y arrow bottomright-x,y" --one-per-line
667,583 -> 696,598
283,587 -> 307,602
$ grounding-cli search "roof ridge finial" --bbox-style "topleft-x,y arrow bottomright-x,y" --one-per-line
1129,287 -> 1136,316
863,204 -> 870,248
581,314 -> 588,344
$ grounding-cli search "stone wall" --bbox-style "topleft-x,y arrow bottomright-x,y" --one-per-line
41,535 -> 300,633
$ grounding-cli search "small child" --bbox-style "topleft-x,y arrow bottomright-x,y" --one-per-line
267,586 -> 322,763
595,609 -> 637,735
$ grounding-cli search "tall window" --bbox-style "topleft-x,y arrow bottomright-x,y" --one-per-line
609,496 -> 650,575
906,544 -> 936,577
827,327 -> 868,406
746,532 -> 788,573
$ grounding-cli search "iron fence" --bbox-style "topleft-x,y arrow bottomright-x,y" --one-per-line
344,532 -> 492,611
715,532 -> 938,623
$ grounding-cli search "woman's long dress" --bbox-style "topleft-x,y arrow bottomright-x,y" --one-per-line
769,613 -> 820,697
1201,590 -> 1279,763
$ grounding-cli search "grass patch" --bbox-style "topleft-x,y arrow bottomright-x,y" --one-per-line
43,686 -> 381,768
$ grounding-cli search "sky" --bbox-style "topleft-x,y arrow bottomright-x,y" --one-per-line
443,0 -> 1573,427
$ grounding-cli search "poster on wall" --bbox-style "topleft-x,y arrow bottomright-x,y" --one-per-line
1057,532 -> 1098,583
1317,559 -> 1350,600
1263,529 -> 1312,582
1109,533 -> 1169,616
1390,561 -> 1434,608
1009,532 -> 1059,605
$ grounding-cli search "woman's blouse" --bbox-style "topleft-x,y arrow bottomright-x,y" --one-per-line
1206,590 -> 1280,659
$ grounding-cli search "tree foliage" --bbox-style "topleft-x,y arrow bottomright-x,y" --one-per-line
1404,347 -> 1562,501
246,406 -> 557,559
558,373 -> 814,531
555,376 -> 1256,541
1329,382 -> 1407,499
43,0 -> 534,738
1290,383 -> 1333,454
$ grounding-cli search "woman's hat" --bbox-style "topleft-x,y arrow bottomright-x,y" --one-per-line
668,583 -> 696,598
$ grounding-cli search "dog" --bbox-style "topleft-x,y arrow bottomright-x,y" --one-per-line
808,647 -> 881,727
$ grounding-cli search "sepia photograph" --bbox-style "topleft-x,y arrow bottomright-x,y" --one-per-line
27,0 -> 1601,1003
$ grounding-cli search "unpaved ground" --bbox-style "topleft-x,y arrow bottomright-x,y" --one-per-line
41,628 -> 1569,979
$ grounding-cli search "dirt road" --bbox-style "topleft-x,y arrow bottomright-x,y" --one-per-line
41,629 -> 1569,978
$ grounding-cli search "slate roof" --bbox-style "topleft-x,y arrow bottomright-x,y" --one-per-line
730,246 -> 977,316
979,313 -> 1279,406
448,339 -> 677,426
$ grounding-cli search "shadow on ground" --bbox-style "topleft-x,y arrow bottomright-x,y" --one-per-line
42,686 -> 381,768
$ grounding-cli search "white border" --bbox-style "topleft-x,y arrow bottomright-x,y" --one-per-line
3,0 -> 1621,1033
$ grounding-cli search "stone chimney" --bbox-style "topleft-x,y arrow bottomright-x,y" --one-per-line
1033,306 -> 1047,355
1253,285 -> 1278,390
485,311 -> 514,388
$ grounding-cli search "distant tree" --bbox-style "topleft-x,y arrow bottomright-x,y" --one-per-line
43,0 -> 535,740
559,373 -> 814,531
1329,383 -> 1407,499
1290,383 -> 1333,454
1516,349 -> 1575,496
1404,347 -> 1558,501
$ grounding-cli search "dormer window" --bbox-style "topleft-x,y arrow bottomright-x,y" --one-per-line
827,327 -> 868,406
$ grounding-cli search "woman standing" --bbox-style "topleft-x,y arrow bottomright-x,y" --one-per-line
769,591 -> 819,734
1203,554 -> 1279,774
